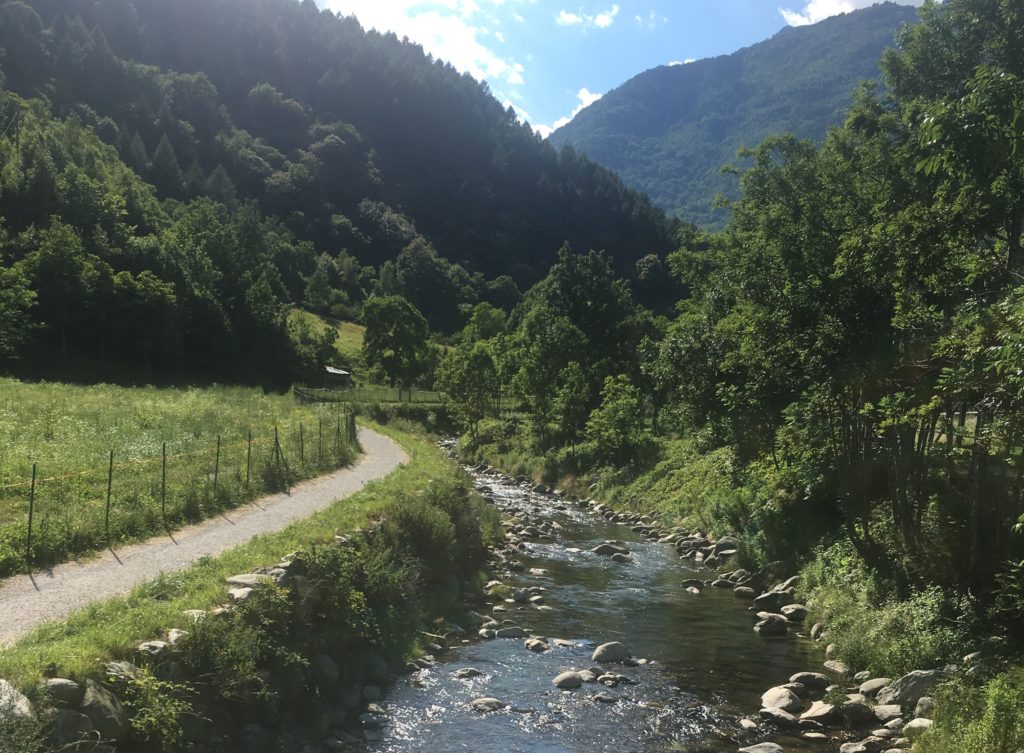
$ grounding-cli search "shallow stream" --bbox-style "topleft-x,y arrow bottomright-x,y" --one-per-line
369,464 -> 835,753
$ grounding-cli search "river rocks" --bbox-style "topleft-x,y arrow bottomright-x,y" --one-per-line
800,700 -> 838,724
611,552 -> 630,563
137,640 -> 168,657
824,659 -> 849,675
859,678 -> 892,697
524,638 -> 549,652
470,697 -> 506,712
759,706 -> 799,727
790,672 -> 830,689
81,680 -> 129,740
734,586 -> 757,600
902,718 -> 934,739
453,668 -> 483,679
873,704 -> 903,724
591,543 -> 629,557
495,626 -> 528,639
754,614 -> 789,637
42,678 -> 84,708
810,622 -> 825,641
553,671 -> 584,689
739,744 -> 785,753
914,696 -> 934,718
842,700 -> 877,726
592,641 -> 632,663
753,591 -> 794,613
761,686 -> 802,712
875,670 -> 943,709
49,709 -> 95,746
0,680 -> 32,718
228,586 -> 255,602
780,604 -> 809,623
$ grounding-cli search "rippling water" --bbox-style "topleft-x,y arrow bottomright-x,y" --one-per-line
369,466 -> 833,753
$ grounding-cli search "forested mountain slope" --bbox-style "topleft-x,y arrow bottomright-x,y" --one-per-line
1,0 -> 676,279
548,2 -> 918,227
0,0 -> 676,385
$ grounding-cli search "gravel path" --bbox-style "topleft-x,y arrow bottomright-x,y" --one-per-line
0,427 -> 407,646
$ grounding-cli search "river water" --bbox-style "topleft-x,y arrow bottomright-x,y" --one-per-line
369,465 -> 835,753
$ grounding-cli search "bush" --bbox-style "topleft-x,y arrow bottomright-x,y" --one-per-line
804,543 -> 978,675
918,668 -> 1024,753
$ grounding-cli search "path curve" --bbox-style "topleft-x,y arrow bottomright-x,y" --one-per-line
0,427 -> 407,646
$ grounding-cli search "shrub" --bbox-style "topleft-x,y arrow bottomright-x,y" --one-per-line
804,543 -> 978,675
112,667 -> 191,750
917,668 -> 1024,753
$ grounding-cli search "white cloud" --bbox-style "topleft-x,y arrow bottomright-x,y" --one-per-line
555,5 -> 620,29
535,86 -> 602,138
635,9 -> 667,29
779,0 -> 922,26
325,1 -> 527,90
594,5 -> 619,27
494,30 -> 506,42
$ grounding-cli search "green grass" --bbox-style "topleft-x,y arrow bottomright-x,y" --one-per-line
0,422 -> 457,691
0,379 -> 356,576
288,308 -> 366,366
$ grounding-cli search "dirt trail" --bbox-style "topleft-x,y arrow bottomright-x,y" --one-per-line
0,427 -> 407,646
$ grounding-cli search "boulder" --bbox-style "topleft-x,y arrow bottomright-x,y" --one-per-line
781,604 -> 809,623
592,642 -> 631,663
800,700 -> 837,724
875,670 -> 943,709
790,672 -> 830,689
0,680 -> 33,718
873,705 -> 903,723
734,586 -> 757,600
759,706 -> 799,727
810,623 -> 825,640
48,709 -> 95,747
453,668 -> 483,679
754,614 -> 789,637
902,718 -> 934,739
591,543 -> 629,557
753,591 -> 794,612
524,638 -> 549,653
761,686 -> 802,713
495,626 -> 528,639
81,680 -> 129,740
842,700 -> 877,727
739,745 -> 785,753
858,678 -> 892,698
42,678 -> 84,708
824,660 -> 849,675
470,697 -> 506,712
552,671 -> 583,689
914,696 -> 934,719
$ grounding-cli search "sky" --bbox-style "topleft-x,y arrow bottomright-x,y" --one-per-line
316,1 -> 924,138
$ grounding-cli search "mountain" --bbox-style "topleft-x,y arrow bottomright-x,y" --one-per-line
0,0 -> 675,282
548,2 -> 920,228
0,0 -> 677,385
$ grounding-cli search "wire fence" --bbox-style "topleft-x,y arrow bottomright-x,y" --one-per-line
295,385 -> 447,405
0,408 -> 359,577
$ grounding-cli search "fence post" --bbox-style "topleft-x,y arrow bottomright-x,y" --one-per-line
213,435 -> 221,498
318,418 -> 323,464
299,422 -> 305,467
246,430 -> 252,488
105,449 -> 114,545
161,442 -> 167,525
26,463 -> 36,573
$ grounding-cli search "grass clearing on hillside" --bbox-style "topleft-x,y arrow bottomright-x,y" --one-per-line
288,308 -> 366,367
0,423 -> 479,694
0,379 -> 356,576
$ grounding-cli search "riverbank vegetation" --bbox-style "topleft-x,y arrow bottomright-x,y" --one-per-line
444,2 -> 1024,749
0,422 -> 499,751
0,378 -> 355,576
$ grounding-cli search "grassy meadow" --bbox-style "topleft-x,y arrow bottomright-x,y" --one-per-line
0,379 -> 356,577
289,308 -> 367,368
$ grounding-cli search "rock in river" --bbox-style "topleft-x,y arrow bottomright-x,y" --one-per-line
761,686 -> 802,713
469,697 -> 506,712
592,641 -> 632,663
553,671 -> 584,689
739,744 -> 785,753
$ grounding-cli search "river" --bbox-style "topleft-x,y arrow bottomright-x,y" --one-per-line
368,462 -> 835,753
